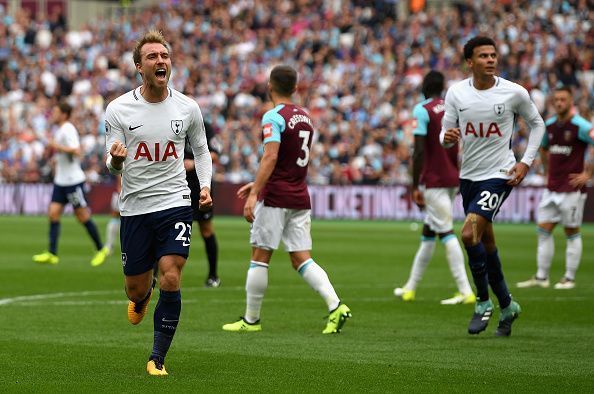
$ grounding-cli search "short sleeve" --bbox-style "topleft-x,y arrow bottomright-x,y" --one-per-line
575,116 -> 594,145
261,109 -> 285,144
412,103 -> 430,136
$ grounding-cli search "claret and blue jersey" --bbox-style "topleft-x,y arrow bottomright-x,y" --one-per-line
542,114 -> 594,192
413,97 -> 459,188
259,103 -> 313,210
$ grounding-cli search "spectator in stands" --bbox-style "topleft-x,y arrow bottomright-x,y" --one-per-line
0,0 -> 592,187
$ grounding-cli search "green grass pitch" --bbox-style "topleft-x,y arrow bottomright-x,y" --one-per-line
1,215 -> 593,392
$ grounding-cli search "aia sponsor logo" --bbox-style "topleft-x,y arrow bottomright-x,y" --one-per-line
262,123 -> 273,139
134,141 -> 179,161
464,122 -> 502,137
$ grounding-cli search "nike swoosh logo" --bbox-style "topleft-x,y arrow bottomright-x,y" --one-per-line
129,125 -> 143,131
459,108 -> 469,112
161,318 -> 179,323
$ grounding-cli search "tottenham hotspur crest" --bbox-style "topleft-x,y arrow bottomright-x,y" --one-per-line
494,104 -> 505,116
171,120 -> 183,135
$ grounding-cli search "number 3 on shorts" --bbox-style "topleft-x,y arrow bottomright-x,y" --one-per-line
175,222 -> 192,246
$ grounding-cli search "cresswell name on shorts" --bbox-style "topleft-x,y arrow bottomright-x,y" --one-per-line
464,122 -> 502,138
133,141 -> 179,161
549,144 -> 572,155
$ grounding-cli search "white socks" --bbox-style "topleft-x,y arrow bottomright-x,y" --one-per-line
565,234 -> 582,281
105,218 -> 120,252
536,229 -> 554,279
536,229 -> 582,281
244,261 -> 268,323
297,259 -> 340,312
404,239 -> 436,291
443,235 -> 473,296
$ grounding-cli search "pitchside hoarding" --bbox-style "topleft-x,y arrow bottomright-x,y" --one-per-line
1,183 -> 592,223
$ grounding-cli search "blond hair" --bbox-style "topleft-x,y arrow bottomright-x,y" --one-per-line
132,30 -> 170,65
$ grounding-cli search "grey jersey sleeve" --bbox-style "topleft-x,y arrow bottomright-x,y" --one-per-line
516,89 -> 545,167
105,108 -> 125,175
189,104 -> 212,189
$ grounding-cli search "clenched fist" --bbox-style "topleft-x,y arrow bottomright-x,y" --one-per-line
110,140 -> 128,169
443,128 -> 461,144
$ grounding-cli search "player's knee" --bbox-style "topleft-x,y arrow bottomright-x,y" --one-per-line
538,222 -> 555,234
48,208 -> 61,221
200,227 -> 213,238
48,212 -> 60,222
564,227 -> 580,237
126,282 -> 150,302
437,230 -> 453,240
289,252 -> 311,270
159,270 -> 181,290
422,224 -> 436,238
460,229 -> 475,247
74,209 -> 90,223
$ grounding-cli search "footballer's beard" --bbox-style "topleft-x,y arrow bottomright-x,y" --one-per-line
144,73 -> 169,90
557,108 -> 571,119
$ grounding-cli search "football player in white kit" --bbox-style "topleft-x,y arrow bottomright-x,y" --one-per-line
440,36 -> 545,336
105,30 -> 212,376
33,101 -> 109,267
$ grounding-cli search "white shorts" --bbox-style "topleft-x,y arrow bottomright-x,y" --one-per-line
422,187 -> 457,234
250,201 -> 312,252
111,191 -> 120,212
537,190 -> 586,228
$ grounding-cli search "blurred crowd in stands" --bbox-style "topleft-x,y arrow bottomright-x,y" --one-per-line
0,0 -> 593,185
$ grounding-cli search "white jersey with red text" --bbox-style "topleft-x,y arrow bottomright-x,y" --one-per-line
54,121 -> 86,186
440,77 -> 545,181
105,87 -> 211,216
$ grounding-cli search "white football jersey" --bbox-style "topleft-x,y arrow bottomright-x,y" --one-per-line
105,87 -> 211,216
441,77 -> 545,181
53,121 -> 86,186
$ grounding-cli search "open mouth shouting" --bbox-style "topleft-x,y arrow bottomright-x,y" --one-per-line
155,68 -> 167,82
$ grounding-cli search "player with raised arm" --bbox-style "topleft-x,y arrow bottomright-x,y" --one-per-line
33,101 -> 109,267
222,65 -> 351,334
440,36 -> 545,336
184,121 -> 221,287
394,71 -> 475,305
105,30 -> 212,376
517,86 -> 594,290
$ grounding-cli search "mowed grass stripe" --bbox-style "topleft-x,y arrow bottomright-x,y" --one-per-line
1,215 -> 593,391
